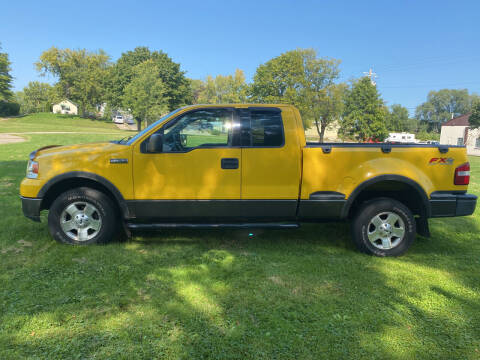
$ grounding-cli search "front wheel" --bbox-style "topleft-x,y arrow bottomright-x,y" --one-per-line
48,187 -> 118,245
352,198 -> 416,256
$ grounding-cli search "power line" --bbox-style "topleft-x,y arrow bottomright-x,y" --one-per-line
346,54 -> 480,78
375,54 -> 480,73
379,81 -> 479,89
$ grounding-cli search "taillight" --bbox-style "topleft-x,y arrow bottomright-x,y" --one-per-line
454,162 -> 470,185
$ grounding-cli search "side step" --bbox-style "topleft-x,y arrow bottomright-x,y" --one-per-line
127,223 -> 300,230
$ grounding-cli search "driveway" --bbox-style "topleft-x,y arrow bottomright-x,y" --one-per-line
0,134 -> 26,144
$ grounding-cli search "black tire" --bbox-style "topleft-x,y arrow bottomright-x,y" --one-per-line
48,187 -> 118,245
351,198 -> 416,256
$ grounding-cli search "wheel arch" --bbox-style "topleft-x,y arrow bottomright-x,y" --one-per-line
38,171 -> 131,219
342,175 -> 430,219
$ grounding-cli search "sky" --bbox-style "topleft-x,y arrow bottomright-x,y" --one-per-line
1,0 -> 479,114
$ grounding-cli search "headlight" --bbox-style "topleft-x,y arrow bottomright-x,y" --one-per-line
26,160 -> 39,179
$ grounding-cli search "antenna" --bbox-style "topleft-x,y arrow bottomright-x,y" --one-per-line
363,68 -> 377,86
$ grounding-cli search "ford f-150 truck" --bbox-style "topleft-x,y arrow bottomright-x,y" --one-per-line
20,104 -> 477,256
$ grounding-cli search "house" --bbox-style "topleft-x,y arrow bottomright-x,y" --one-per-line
52,100 -> 78,115
440,113 -> 480,156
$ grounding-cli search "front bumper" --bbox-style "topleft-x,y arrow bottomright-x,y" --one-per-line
429,192 -> 477,218
21,196 -> 42,222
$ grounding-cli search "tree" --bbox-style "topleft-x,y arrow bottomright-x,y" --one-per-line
415,89 -> 479,132
123,60 -> 169,131
17,81 -> 53,113
469,100 -> 480,128
250,48 -> 341,137
106,47 -> 191,111
387,104 -> 418,132
190,79 -> 206,104
311,83 -> 346,142
192,69 -> 248,104
0,43 -> 13,101
35,47 -> 110,116
339,77 -> 388,141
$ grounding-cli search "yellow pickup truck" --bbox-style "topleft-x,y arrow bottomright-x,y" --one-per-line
20,104 -> 477,256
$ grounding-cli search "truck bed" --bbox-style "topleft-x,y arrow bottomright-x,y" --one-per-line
298,142 -> 470,219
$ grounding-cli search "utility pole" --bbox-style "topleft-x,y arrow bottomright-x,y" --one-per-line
363,68 -> 377,86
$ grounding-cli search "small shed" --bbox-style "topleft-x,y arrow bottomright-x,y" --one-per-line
52,100 -> 78,115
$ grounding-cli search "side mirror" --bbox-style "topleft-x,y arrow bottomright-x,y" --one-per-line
147,133 -> 163,153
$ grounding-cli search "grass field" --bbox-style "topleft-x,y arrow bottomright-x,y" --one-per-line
0,113 -> 129,134
0,115 -> 479,359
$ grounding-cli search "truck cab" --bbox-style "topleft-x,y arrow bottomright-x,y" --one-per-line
20,104 -> 477,256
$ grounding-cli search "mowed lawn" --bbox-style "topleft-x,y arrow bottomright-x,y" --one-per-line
0,113 -> 130,134
0,115 -> 479,359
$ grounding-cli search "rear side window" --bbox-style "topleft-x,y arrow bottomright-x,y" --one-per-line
244,109 -> 284,147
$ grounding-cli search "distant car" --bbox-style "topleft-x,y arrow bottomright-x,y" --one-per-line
113,115 -> 124,124
126,118 -> 135,125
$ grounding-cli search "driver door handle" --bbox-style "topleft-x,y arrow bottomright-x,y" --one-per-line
221,158 -> 239,169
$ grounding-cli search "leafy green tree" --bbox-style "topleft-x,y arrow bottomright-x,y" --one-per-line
250,48 -> 340,137
17,81 -> 53,113
123,60 -> 169,130
35,47 -> 110,116
0,43 -> 13,101
106,47 -> 191,111
310,83 -> 346,142
339,77 -> 388,141
415,89 -> 479,132
190,79 -> 206,104
469,100 -> 480,128
193,69 -> 248,104
386,104 -> 418,132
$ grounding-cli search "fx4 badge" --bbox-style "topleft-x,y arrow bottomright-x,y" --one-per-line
429,157 -> 454,165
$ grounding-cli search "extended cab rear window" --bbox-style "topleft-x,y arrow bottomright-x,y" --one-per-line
242,109 -> 284,147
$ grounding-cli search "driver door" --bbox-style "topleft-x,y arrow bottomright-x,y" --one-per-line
132,108 -> 241,219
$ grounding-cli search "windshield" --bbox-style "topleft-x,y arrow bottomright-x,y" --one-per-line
123,108 -> 183,145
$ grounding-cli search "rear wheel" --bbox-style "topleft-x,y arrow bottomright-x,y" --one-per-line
352,198 -> 416,256
48,187 -> 118,245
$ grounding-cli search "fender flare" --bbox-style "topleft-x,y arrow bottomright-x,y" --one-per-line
341,174 -> 430,218
38,171 -> 131,218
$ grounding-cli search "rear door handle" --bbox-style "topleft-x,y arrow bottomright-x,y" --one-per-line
221,158 -> 239,169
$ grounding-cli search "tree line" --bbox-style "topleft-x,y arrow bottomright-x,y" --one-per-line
1,44 -> 479,140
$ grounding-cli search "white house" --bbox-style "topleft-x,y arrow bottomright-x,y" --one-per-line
52,100 -> 78,115
440,113 -> 480,156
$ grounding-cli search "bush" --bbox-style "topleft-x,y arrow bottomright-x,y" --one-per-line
416,131 -> 440,141
0,101 -> 20,116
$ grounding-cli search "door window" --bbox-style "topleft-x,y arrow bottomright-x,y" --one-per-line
240,109 -> 284,147
162,109 -> 235,152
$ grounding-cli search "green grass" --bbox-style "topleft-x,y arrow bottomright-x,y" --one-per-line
185,134 -> 228,147
0,116 -> 479,359
0,113 -> 129,134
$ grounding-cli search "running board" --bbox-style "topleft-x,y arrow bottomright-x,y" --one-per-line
127,223 -> 300,230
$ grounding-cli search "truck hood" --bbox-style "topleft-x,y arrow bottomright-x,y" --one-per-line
33,142 -> 129,160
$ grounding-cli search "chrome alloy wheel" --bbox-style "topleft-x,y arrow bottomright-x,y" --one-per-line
367,211 -> 405,250
60,202 -> 102,241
